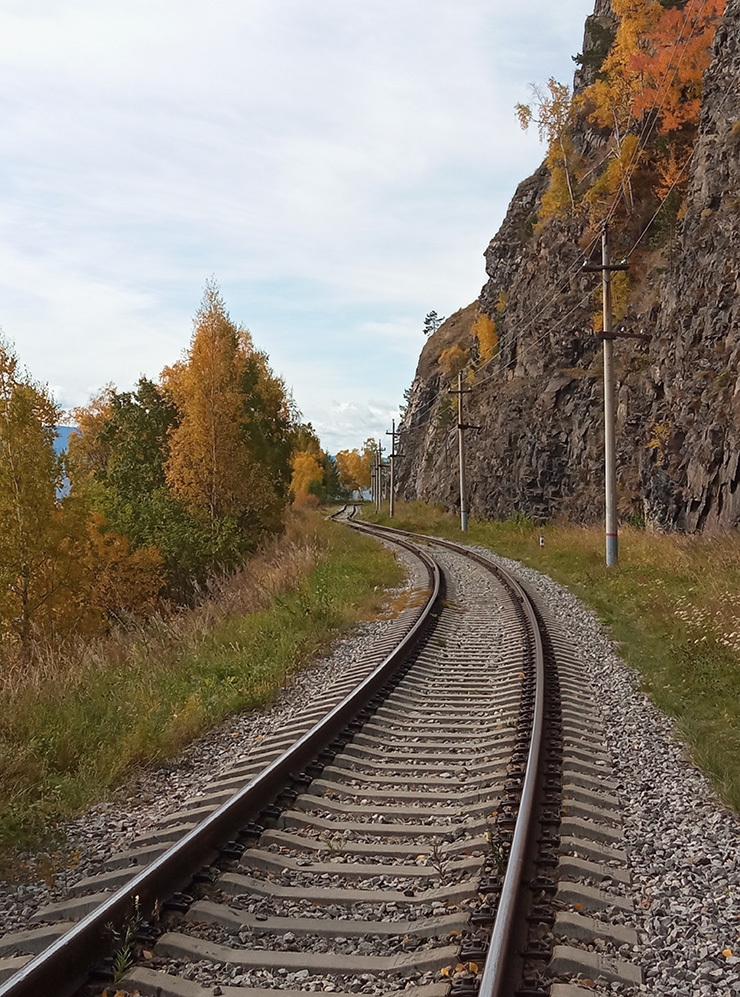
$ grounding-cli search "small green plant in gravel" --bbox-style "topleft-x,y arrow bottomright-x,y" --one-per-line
109,895 -> 142,983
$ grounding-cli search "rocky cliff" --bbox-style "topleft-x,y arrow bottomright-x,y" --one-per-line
397,0 -> 740,530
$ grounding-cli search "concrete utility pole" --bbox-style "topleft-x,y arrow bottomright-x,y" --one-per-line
450,371 -> 473,532
386,420 -> 400,519
602,226 -> 618,568
583,224 -> 629,567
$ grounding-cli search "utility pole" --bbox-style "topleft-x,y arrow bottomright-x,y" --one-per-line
583,224 -> 629,567
386,420 -> 400,519
370,443 -> 378,510
375,440 -> 384,513
371,444 -> 377,512
450,371 -> 476,532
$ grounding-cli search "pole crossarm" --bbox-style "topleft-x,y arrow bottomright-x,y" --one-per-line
582,262 -> 630,273
596,331 -> 650,342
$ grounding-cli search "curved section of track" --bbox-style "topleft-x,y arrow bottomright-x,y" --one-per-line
0,517 -> 553,997
346,517 -> 547,997
0,531 -> 440,997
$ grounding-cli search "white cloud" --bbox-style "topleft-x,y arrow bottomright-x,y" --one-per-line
0,0 -> 597,446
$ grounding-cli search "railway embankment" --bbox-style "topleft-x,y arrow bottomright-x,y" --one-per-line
0,513 -> 403,861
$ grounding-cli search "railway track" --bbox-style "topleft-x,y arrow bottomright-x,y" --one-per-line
0,514 -> 642,997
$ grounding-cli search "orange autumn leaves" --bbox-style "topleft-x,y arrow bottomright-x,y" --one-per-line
521,0 -> 725,227
593,0 -> 726,138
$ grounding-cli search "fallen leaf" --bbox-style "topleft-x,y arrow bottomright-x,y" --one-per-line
574,902 -> 583,910
469,962 -> 479,973
724,948 -> 733,958
440,967 -> 451,978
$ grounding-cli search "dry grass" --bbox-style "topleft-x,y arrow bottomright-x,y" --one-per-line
0,511 -> 403,852
0,512 -> 322,699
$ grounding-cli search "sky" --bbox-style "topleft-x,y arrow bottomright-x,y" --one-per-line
0,0 -> 597,454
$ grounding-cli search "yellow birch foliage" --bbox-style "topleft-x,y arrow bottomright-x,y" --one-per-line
0,343 -> 162,655
335,449 -> 371,494
583,132 -> 642,223
438,344 -> 469,379
51,511 -> 163,636
163,283 -> 270,522
472,313 -> 498,364
517,78 -> 580,218
291,450 -> 323,503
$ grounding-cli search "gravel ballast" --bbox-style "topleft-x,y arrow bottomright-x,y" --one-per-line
472,545 -> 740,997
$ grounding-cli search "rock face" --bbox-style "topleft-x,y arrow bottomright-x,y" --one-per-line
397,0 -> 740,531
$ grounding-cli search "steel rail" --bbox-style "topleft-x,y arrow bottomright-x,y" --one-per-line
0,534 -> 441,997
349,519 -> 546,997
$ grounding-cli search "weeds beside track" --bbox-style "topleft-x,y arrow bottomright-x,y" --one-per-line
0,512 -> 403,857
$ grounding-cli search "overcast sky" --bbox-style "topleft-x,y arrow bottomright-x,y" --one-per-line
0,0 -> 596,453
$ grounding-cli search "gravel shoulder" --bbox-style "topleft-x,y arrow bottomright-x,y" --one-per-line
473,545 -> 740,997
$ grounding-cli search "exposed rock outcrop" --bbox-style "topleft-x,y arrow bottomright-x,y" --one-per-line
397,0 -> 740,531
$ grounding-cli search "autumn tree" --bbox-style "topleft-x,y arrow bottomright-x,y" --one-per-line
0,340 -> 64,657
335,447 -> 372,496
0,342 -> 164,657
290,450 -> 323,507
164,284 -> 258,522
438,343 -> 469,379
71,378 -> 217,597
238,349 -> 296,531
41,503 -> 163,638
163,281 -> 295,537
583,0 -> 725,219
517,78 -> 580,215
629,0 -> 726,137
471,312 -> 498,365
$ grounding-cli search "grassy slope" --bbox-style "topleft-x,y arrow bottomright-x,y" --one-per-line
0,514 -> 403,854
364,501 -> 740,812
